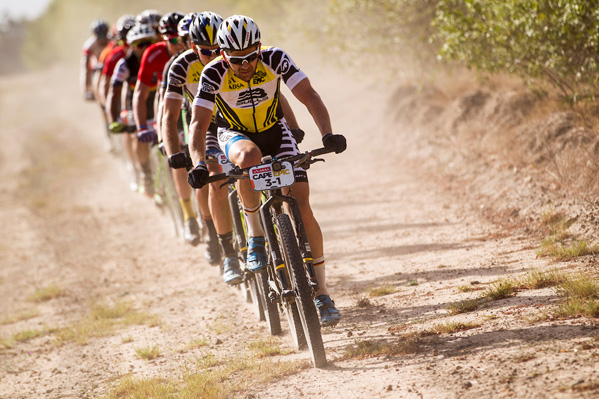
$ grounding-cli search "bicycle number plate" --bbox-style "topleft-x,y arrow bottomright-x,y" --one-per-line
249,161 -> 295,191
217,153 -> 234,174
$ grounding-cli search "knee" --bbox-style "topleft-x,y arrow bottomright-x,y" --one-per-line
235,147 -> 262,169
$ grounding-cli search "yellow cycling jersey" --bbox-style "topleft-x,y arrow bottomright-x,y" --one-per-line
192,46 -> 307,133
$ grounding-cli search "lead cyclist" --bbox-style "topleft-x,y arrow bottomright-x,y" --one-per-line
187,15 -> 346,327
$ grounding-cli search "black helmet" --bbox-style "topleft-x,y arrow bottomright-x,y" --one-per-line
158,12 -> 185,36
190,11 -> 223,46
115,14 -> 135,41
90,19 -> 109,39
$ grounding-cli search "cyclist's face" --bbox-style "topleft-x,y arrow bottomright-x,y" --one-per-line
164,35 -> 187,53
194,44 -> 221,65
224,45 -> 260,82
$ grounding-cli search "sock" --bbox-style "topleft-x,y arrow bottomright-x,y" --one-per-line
313,256 -> 329,297
243,204 -> 265,238
179,198 -> 196,221
218,231 -> 236,258
203,218 -> 217,241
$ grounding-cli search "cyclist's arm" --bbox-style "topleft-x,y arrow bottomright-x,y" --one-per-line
133,81 -> 151,129
106,83 -> 123,124
290,77 -> 332,137
80,53 -> 92,95
189,105 -> 213,165
161,96 -> 183,156
155,82 -> 166,139
279,92 -> 299,130
99,73 -> 111,107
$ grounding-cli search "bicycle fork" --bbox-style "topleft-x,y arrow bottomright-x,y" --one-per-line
260,193 -> 320,298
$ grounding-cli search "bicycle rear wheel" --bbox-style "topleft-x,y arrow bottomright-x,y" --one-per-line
275,214 -> 326,368
256,271 -> 282,335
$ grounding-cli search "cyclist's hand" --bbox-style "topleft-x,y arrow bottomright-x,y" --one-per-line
322,133 -> 347,154
137,127 -> 158,144
187,162 -> 209,189
109,121 -> 126,134
84,91 -> 95,101
290,128 -> 305,143
168,151 -> 192,169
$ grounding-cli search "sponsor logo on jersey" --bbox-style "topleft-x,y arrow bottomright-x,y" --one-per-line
252,70 -> 266,85
190,70 -> 202,83
237,88 -> 268,107
229,82 -> 245,90
280,58 -> 291,74
201,82 -> 218,94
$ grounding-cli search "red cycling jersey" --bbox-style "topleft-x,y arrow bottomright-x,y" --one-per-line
137,41 -> 170,88
102,45 -> 126,77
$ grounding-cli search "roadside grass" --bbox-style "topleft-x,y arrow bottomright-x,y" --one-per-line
457,283 -> 485,293
484,278 -> 516,300
247,337 -> 293,358
356,296 -> 372,308
343,332 -> 429,359
54,300 -> 160,346
369,284 -> 396,297
536,208 -> 599,260
135,345 -> 160,360
178,337 -> 209,352
26,284 -> 65,303
1,308 -> 39,325
554,274 -> 599,318
447,298 -> 480,315
207,317 -> 233,335
105,354 -> 307,399
428,321 -> 481,334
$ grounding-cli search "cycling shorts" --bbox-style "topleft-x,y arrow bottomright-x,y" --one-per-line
217,117 -> 307,183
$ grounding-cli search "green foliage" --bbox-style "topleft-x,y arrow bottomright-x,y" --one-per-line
434,0 -> 599,102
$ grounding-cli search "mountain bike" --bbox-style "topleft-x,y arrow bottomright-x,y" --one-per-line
207,147 -> 334,368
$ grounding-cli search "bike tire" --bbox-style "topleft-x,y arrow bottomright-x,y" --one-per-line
247,274 -> 265,320
276,214 -> 326,368
284,300 -> 307,350
256,271 -> 282,335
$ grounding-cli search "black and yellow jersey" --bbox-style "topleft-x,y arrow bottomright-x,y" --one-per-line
165,49 -> 205,103
192,46 -> 307,133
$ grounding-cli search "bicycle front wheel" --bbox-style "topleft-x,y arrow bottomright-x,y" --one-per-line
275,214 -> 326,368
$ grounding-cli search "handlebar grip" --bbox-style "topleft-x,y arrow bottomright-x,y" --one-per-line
310,147 -> 335,157
206,173 -> 228,183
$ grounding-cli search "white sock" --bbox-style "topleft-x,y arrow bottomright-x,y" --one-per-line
313,256 -> 329,297
243,204 -> 265,238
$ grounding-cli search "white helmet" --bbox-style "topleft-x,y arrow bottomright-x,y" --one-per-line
177,12 -> 197,38
216,15 -> 260,51
190,11 -> 223,46
126,23 -> 156,44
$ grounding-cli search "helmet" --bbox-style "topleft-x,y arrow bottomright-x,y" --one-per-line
136,9 -> 161,30
177,12 -> 196,38
126,23 -> 156,45
90,19 -> 109,39
158,12 -> 185,36
216,15 -> 260,51
115,14 -> 135,41
190,11 -> 223,46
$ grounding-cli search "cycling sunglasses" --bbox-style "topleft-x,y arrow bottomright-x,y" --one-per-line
225,49 -> 260,65
134,41 -> 153,49
163,36 -> 180,44
198,47 -> 220,57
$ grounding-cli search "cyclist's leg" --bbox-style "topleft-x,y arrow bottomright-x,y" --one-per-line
218,128 -> 266,272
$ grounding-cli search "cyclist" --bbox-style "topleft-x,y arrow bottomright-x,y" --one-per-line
187,15 -> 346,326
133,12 -> 187,198
155,12 -> 208,247
106,23 -> 157,192
135,9 -> 162,34
99,15 -> 135,110
81,18 -> 112,149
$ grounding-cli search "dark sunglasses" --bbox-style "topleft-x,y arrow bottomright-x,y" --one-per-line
226,49 -> 260,65
134,41 -> 153,49
198,48 -> 220,57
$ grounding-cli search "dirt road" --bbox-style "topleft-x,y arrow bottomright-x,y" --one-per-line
1,43 -> 598,399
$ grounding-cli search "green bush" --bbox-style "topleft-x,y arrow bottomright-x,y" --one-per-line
434,0 -> 599,102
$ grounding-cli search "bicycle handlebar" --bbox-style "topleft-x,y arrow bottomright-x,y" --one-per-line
205,147 -> 335,184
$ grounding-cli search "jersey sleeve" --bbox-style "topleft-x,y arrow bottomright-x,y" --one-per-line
192,66 -> 221,110
262,47 -> 307,90
164,60 -> 186,101
111,58 -> 128,86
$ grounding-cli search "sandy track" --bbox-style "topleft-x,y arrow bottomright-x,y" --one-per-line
1,49 -> 598,399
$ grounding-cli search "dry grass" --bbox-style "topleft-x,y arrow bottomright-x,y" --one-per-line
518,267 -> 566,289
1,308 -> 40,325
342,332 -> 425,359
554,274 -> 599,318
135,345 -> 160,360
484,279 -> 516,300
428,321 -> 481,335
26,284 -> 65,303
447,298 -> 480,315
247,337 -> 293,358
356,296 -> 372,308
369,284 -> 396,297
54,300 -> 160,346
105,354 -> 306,399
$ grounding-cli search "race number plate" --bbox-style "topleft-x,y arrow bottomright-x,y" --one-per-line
217,153 -> 234,174
249,161 -> 295,191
